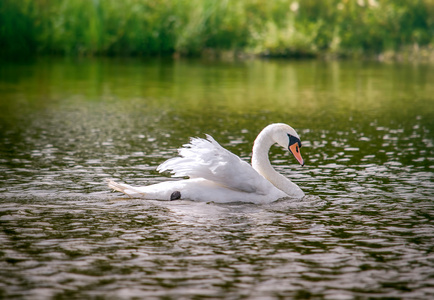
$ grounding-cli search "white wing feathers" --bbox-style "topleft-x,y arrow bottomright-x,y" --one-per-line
157,135 -> 271,194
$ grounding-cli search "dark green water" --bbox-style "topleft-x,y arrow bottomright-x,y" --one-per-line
0,57 -> 433,299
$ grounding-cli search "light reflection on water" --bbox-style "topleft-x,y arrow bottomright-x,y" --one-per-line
0,58 -> 433,299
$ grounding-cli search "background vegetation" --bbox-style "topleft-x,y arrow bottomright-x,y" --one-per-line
1,0 -> 433,59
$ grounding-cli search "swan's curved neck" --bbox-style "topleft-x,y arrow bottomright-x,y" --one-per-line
252,127 -> 303,197
252,128 -> 275,177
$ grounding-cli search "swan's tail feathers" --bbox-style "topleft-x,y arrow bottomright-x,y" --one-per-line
107,180 -> 144,198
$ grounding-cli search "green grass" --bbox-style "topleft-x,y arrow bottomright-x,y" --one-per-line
1,0 -> 433,59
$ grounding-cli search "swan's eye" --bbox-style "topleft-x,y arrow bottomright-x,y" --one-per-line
287,134 -> 302,150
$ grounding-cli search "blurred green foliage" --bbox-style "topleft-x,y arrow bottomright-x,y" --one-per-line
1,0 -> 433,58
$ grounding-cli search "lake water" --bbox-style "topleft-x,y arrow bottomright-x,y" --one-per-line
0,57 -> 433,299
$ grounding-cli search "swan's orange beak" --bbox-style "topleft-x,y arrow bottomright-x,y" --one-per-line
289,143 -> 304,166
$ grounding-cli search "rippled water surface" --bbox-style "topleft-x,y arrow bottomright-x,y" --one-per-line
0,58 -> 433,299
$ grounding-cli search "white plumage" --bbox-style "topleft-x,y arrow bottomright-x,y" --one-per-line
108,123 -> 305,203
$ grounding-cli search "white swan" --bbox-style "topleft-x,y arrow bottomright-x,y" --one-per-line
108,123 -> 305,203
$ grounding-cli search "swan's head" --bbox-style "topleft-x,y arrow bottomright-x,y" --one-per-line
271,123 -> 304,166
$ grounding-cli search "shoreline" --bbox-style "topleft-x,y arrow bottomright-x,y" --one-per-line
3,45 -> 433,64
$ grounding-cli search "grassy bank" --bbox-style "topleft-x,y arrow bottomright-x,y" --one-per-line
1,0 -> 433,60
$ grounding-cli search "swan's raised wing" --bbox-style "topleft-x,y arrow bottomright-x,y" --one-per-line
157,135 -> 272,194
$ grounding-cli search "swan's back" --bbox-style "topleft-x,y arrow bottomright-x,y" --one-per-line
157,135 -> 275,195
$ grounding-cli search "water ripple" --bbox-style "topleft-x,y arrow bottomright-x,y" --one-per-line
1,59 -> 433,299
